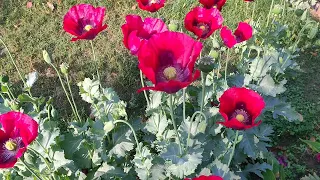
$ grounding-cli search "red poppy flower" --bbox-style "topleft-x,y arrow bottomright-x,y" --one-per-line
185,7 -> 224,39
0,111 -> 38,168
138,31 -> 203,94
185,175 -> 223,180
63,4 -> 107,41
121,15 -> 168,55
244,0 -> 254,2
199,0 -> 227,11
217,87 -> 265,130
137,0 -> 165,12
220,22 -> 253,48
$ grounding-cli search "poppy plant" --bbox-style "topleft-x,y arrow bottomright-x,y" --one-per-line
220,22 -> 253,48
121,15 -> 168,55
138,31 -> 203,94
63,4 -> 107,41
217,87 -> 265,130
185,7 -> 224,39
0,111 -> 38,168
137,0 -> 165,12
199,0 -> 227,11
185,175 -> 223,180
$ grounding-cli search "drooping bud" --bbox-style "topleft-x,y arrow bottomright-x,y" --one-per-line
60,63 -> 69,75
104,121 -> 115,134
43,50 -> 52,64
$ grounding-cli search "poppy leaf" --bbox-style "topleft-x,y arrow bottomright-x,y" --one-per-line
241,162 -> 272,178
60,133 -> 86,158
300,139 -> 320,152
94,162 -> 125,179
145,112 -> 168,139
133,146 -> 154,180
251,75 -> 287,97
108,126 -> 134,158
210,159 -> 241,180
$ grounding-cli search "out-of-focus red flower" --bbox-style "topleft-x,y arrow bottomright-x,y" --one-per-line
217,87 -> 265,130
185,175 -> 224,180
137,0 -> 165,12
138,32 -> 203,94
63,4 -> 107,41
316,153 -> 320,163
199,0 -> 227,11
0,111 -> 38,168
184,7 -> 223,39
220,22 -> 253,48
244,0 -> 254,2
121,15 -> 168,55
26,1 -> 32,8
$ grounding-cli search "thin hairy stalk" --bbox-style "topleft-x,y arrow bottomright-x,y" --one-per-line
90,41 -> 101,84
20,159 -> 43,180
114,120 -> 142,155
169,94 -> 183,154
186,111 -> 207,151
65,75 -> 82,122
223,130 -> 239,177
224,49 -> 230,86
140,70 -> 150,107
266,0 -> 275,27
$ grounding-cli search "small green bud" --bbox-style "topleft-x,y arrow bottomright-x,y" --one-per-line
209,50 -> 219,59
272,5 -> 283,15
43,50 -> 52,64
60,63 -> 69,75
104,121 -> 115,134
295,9 -> 304,17
9,101 -> 19,111
168,21 -> 178,31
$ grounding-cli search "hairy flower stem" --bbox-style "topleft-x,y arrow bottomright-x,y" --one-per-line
0,38 -> 32,96
186,111 -> 207,152
200,72 -> 206,113
169,94 -> 182,154
65,75 -> 82,122
20,159 -> 43,180
90,40 -> 101,84
140,70 -> 150,107
50,64 -> 79,122
28,147 -> 53,172
251,1 -> 256,21
224,49 -> 230,87
182,88 -> 186,121
223,130 -> 239,177
114,120 -> 142,155
266,0 -> 275,27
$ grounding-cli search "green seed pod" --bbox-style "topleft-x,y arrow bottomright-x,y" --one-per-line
198,56 -> 217,73
0,75 -> 9,83
43,50 -> 52,64
295,9 -> 304,17
272,5 -> 283,15
209,50 -> 219,59
168,21 -> 179,31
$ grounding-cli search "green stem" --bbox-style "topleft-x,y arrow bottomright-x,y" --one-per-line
223,130 -> 239,177
251,1 -> 256,21
169,94 -> 182,154
35,139 -> 54,162
245,2 -> 249,17
19,159 -> 43,180
7,85 -> 15,99
182,88 -> 186,122
140,70 -> 150,107
224,49 -> 230,86
266,0 -> 275,27
65,75 -> 82,122
49,64 -> 77,122
186,111 -> 207,150
28,147 -> 52,172
200,72 -> 206,113
114,120 -> 142,155
90,40 -> 101,84
0,38 -> 30,95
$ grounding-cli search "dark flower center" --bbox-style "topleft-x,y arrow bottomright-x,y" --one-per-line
196,23 -> 211,38
0,137 -> 25,164
229,103 -> 252,125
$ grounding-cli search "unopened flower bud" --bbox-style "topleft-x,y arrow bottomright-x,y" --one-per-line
104,121 -> 115,134
60,63 -> 69,75
43,50 -> 52,64
168,21 -> 178,31
198,56 -> 218,73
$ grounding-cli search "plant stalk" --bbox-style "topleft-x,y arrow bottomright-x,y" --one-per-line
186,111 -> 206,151
266,0 -> 275,27
19,159 -> 43,180
223,130 -> 239,177
169,94 -> 182,154
200,72 -> 206,113
224,49 -> 230,86
140,70 -> 150,107
90,40 -> 101,84
65,75 -> 82,122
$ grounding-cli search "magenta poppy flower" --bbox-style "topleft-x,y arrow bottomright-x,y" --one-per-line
185,175 -> 223,180
244,0 -> 254,2
0,111 -> 38,168
121,15 -> 168,55
316,153 -> 320,162
137,0 -> 165,12
138,31 -> 203,94
63,4 -> 107,41
217,87 -> 265,130
220,22 -> 253,48
184,7 -> 224,39
199,0 -> 227,11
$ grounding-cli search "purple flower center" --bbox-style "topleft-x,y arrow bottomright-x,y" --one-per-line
0,137 -> 24,164
148,0 -> 160,5
229,103 -> 252,125
196,22 -> 211,38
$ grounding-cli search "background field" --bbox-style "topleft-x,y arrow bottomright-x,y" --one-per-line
1,0 -> 320,178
